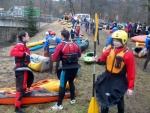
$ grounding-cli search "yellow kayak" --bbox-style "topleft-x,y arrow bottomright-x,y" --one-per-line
27,39 -> 46,48
136,42 -> 145,47
67,23 -> 73,28
0,79 -> 74,105
28,61 -> 42,72
28,54 -> 50,72
0,79 -> 69,93
33,79 -> 70,92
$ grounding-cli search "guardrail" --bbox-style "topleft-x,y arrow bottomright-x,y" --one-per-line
0,11 -> 13,17
0,11 -> 54,22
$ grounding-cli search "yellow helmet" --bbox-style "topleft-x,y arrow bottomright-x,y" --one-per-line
112,30 -> 128,44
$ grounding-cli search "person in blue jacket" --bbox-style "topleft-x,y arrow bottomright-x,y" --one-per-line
44,31 -> 62,74
45,31 -> 52,40
105,27 -> 119,47
71,17 -> 76,27
143,34 -> 150,71
46,31 -> 55,40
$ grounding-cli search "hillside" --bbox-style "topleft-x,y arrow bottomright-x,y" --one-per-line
0,21 -> 150,113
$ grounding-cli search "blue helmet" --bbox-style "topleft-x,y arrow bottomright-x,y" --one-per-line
112,27 -> 118,32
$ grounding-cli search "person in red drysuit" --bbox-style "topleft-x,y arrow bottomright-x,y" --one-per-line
10,31 -> 34,113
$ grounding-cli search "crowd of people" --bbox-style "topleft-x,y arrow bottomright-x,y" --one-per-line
106,21 -> 150,38
10,28 -> 81,113
8,13 -> 150,113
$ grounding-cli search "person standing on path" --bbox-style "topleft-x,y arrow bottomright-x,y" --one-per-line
143,34 -> 150,71
51,29 -> 81,111
94,30 -> 135,113
10,31 -> 34,113
44,31 -> 62,74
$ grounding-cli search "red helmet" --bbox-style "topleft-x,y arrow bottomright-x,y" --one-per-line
109,30 -> 113,34
48,29 -> 52,32
50,31 -> 56,35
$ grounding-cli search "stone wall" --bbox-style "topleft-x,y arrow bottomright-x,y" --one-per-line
0,27 -> 17,43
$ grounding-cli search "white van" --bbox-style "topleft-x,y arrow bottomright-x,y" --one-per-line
74,13 -> 91,22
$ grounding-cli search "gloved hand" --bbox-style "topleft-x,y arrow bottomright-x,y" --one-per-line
23,52 -> 30,57
127,89 -> 133,96
93,56 -> 98,62
23,52 -> 30,63
44,51 -> 48,57
103,46 -> 107,51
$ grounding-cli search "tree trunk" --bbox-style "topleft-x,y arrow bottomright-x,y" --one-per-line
49,0 -> 52,15
148,1 -> 150,24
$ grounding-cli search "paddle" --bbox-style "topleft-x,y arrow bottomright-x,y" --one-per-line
97,28 -> 100,45
88,13 -> 99,113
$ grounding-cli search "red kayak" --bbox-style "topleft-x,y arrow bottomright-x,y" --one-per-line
131,35 -> 147,43
0,79 -> 77,105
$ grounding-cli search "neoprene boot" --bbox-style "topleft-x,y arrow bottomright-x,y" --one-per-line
117,97 -> 124,113
20,105 -> 28,108
15,107 -> 25,113
101,106 -> 109,113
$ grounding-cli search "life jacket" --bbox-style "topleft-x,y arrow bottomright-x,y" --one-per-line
49,37 -> 57,49
13,43 -> 30,67
145,36 -> 150,49
102,45 -> 111,53
106,48 -> 128,74
15,56 -> 30,67
61,41 -> 79,65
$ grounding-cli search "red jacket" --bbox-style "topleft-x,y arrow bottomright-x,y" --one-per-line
51,41 -> 81,62
98,46 -> 135,90
10,42 -> 30,66
10,43 -> 30,57
76,26 -> 80,35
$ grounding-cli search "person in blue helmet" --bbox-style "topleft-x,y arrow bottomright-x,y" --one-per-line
104,27 -> 118,50
143,34 -> 150,71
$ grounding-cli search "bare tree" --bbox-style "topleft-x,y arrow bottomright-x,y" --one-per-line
0,0 -> 149,24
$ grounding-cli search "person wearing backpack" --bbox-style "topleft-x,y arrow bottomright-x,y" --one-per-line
93,30 -> 135,113
10,31 -> 34,113
51,29 -> 81,111
44,31 -> 62,74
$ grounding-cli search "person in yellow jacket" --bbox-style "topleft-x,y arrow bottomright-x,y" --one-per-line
94,30 -> 135,113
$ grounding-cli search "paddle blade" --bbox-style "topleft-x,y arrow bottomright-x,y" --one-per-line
88,97 -> 99,113
94,13 -> 99,42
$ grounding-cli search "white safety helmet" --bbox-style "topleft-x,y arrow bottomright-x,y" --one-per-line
45,32 -> 49,36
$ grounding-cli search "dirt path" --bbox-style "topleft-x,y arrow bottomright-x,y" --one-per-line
0,21 -> 150,113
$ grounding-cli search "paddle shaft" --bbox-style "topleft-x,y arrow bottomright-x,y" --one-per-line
93,42 -> 96,96
88,13 -> 99,113
92,12 -> 98,96
97,30 -> 100,45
